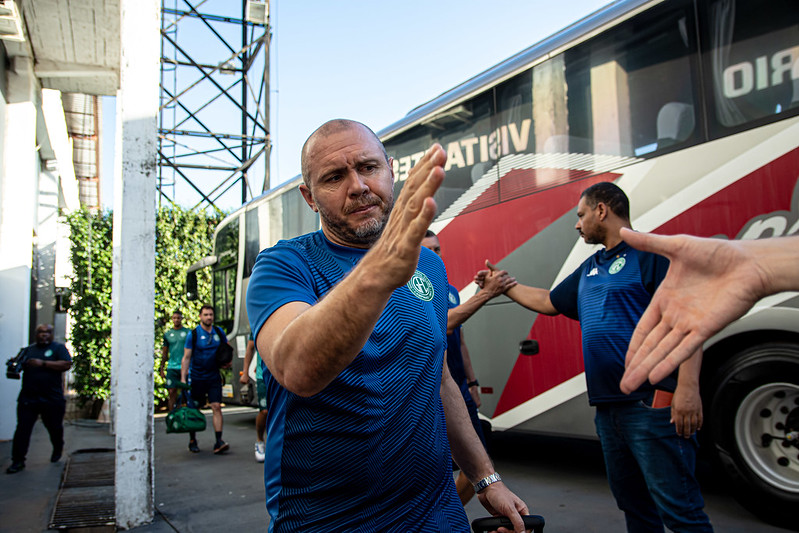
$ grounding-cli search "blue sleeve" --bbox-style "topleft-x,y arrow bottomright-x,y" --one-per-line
549,266 -> 583,321
246,244 -> 319,342
639,251 -> 670,296
184,330 -> 193,350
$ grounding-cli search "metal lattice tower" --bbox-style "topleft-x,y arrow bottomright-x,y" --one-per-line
159,0 -> 270,212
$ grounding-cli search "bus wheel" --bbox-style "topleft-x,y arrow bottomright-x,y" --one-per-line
707,342 -> 799,529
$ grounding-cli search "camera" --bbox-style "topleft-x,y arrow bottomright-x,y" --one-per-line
6,348 -> 28,380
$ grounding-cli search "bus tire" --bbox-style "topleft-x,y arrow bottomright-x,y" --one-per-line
706,342 -> 799,529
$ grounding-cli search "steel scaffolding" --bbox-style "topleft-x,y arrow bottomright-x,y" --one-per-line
159,0 -> 270,212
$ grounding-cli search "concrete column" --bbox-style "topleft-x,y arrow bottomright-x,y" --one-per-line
590,59 -> 632,156
112,0 -> 159,528
0,56 -> 38,440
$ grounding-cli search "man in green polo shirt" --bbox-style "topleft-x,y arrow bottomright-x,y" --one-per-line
160,310 -> 190,410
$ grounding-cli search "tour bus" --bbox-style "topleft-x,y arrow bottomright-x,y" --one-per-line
187,0 -> 799,526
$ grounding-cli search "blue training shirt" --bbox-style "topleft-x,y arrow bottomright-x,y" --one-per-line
550,241 -> 676,404
246,230 -> 469,533
184,326 -> 226,382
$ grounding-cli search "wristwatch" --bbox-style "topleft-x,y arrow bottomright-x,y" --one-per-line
473,472 -> 502,493
467,380 -> 479,388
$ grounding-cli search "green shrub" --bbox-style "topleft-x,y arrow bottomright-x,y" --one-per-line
67,206 -> 220,406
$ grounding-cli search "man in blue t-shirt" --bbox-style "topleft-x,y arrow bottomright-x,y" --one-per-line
181,304 -> 230,455
246,119 -> 528,532
7,324 -> 72,474
478,182 -> 712,532
422,229 -> 516,505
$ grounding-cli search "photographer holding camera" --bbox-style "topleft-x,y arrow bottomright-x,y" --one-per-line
6,324 -> 71,474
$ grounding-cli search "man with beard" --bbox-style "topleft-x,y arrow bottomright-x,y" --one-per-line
246,120 -> 529,532
477,182 -> 712,532
181,305 -> 230,454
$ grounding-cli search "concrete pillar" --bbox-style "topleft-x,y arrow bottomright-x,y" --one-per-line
590,59 -> 632,156
112,0 -> 159,528
0,56 -> 38,440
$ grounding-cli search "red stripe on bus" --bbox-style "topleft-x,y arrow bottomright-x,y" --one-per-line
491,149 -> 799,417
437,170 -> 620,289
656,147 -> 799,238
494,315 -> 584,417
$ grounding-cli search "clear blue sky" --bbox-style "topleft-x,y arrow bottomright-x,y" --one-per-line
103,0 -> 613,210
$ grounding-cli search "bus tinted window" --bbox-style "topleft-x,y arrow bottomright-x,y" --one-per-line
384,1 -> 699,218
386,90 -> 495,215
244,207 -> 259,278
702,0 -> 799,131
213,217 -> 238,332
559,1 -> 698,157
281,187 -> 318,241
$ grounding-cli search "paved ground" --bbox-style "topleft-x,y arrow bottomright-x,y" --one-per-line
0,407 -> 792,532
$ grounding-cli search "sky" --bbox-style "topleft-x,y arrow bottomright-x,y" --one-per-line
102,0 -> 614,210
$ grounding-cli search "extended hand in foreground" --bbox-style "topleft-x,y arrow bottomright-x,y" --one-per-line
620,229 -> 798,393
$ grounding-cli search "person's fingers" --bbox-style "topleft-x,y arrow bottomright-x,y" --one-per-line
647,333 -> 703,385
620,228 -> 675,257
485,260 -> 499,271
671,408 -> 683,436
621,307 -> 664,393
626,300 -> 665,362
622,326 -> 689,393
391,144 -> 445,220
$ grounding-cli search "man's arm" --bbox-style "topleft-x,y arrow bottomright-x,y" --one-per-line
256,145 -> 447,397
476,261 -> 559,316
620,230 -> 799,393
241,339 -> 255,385
447,271 -> 516,334
26,359 -> 71,372
159,344 -> 169,378
670,349 -> 703,438
460,332 -> 480,407
181,347 -> 191,383
440,360 -> 529,533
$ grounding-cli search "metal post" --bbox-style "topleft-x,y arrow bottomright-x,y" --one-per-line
112,0 -> 159,528
262,0 -> 271,193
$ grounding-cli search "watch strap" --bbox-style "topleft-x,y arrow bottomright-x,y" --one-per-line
473,472 -> 502,493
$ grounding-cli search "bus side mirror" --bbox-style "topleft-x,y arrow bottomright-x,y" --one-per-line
186,272 -> 198,301
519,339 -> 539,356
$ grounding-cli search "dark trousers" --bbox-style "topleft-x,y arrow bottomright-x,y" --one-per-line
11,398 -> 66,463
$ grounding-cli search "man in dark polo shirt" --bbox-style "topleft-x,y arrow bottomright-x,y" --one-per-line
6,324 -> 72,474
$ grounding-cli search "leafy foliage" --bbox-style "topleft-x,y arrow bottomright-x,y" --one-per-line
153,206 -> 221,401
66,209 -> 114,404
67,206 -> 220,406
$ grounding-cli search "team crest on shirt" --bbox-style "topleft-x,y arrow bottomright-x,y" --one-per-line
609,256 -> 626,274
180,331 -> 186,338
407,270 -> 434,302
448,291 -> 458,305
45,349 -> 53,358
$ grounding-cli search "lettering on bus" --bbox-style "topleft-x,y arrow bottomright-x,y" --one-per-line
723,45 -> 799,99
391,119 -> 532,183
737,177 -> 799,239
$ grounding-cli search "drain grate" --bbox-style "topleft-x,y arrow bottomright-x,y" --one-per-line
49,448 -> 116,530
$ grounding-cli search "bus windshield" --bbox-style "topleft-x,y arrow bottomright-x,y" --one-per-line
213,217 -> 238,333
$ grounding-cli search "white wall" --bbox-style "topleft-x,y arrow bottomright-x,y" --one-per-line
0,56 -> 38,440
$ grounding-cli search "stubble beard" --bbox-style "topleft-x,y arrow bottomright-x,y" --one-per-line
319,195 -> 394,247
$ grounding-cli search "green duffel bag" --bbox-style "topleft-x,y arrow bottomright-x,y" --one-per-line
165,392 -> 206,434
